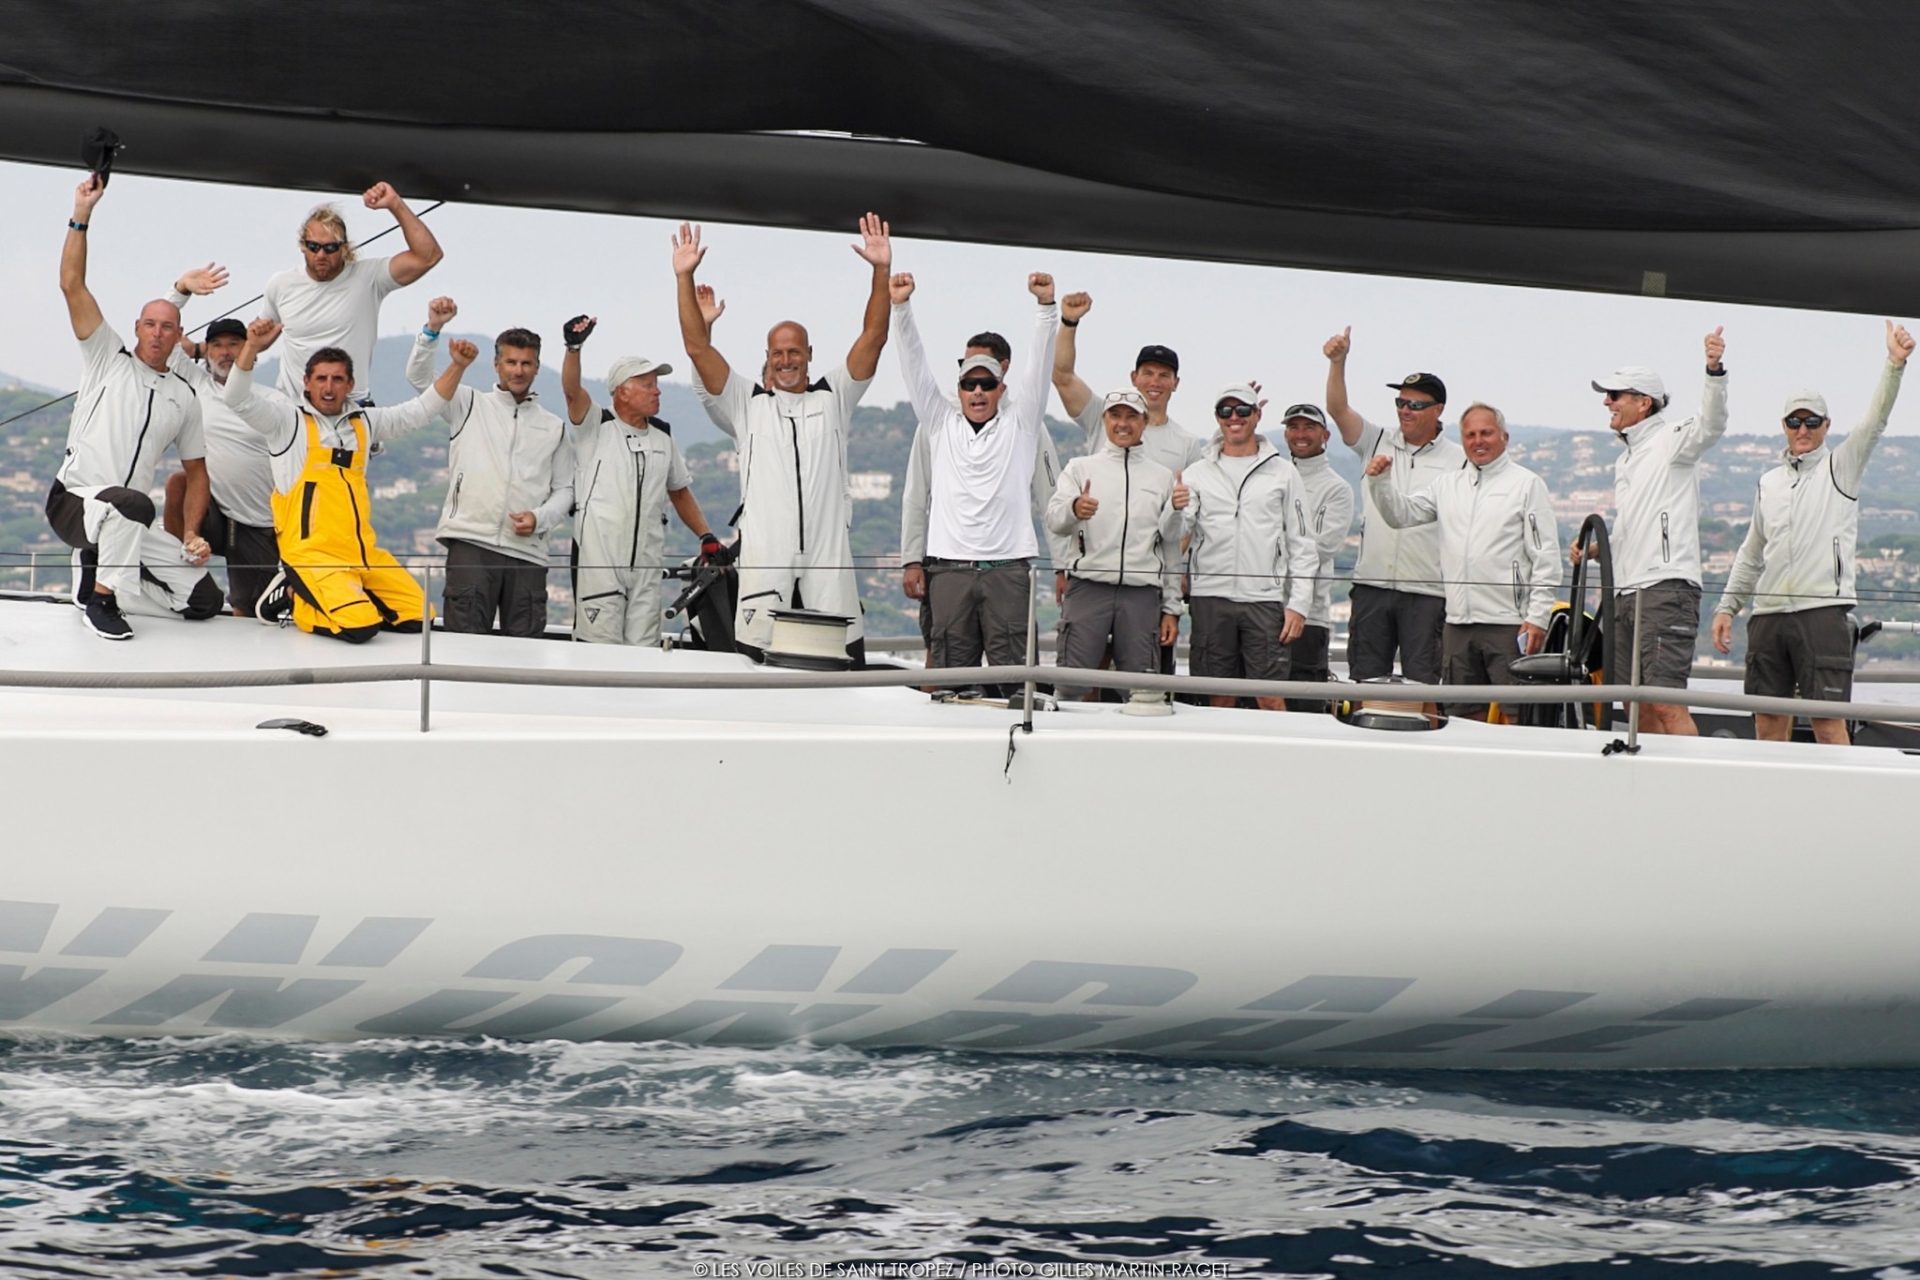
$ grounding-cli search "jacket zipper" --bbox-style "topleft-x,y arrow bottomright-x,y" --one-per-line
787,412 -> 806,553
629,450 -> 647,566
1118,450 -> 1132,583
1512,560 -> 1523,613
1660,511 -> 1671,562
1528,512 -> 1541,548
448,472 -> 463,518
122,389 -> 156,487
502,403 -> 521,544
1834,536 -> 1843,594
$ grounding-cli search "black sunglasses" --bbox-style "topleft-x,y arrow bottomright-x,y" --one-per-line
1394,397 -> 1438,411
1215,404 -> 1257,419
301,239 -> 345,254
1784,415 -> 1827,431
958,376 -> 1001,392
1602,389 -> 1645,403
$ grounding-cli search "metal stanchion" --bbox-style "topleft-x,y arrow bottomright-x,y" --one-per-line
420,561 -> 433,733
1022,563 -> 1038,734
27,551 -> 37,594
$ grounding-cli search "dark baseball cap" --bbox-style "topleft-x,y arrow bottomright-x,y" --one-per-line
1386,372 -> 1446,404
1135,344 -> 1180,374
203,318 -> 247,342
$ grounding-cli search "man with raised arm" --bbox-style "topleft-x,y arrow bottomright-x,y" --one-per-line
158,264 -> 284,620
1183,387 -> 1319,711
1366,402 -> 1562,721
405,297 -> 574,637
46,175 -> 224,640
261,182 -> 443,402
1323,329 -> 1465,686
892,270 -> 1060,691
1586,327 -> 1731,735
1046,391 -> 1189,700
1050,292 -> 1206,666
1278,404 -> 1355,708
674,215 -> 893,663
1713,322 -> 1914,744
224,320 -> 474,643
899,330 -> 1064,656
558,312 -> 724,646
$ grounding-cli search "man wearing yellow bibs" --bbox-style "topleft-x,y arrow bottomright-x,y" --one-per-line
224,318 -> 476,642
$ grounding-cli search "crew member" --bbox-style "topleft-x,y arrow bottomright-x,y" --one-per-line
899,330 -> 1063,658
1183,387 -> 1318,711
892,270 -> 1060,688
1586,328 -> 1730,735
675,215 -> 893,662
225,320 -> 473,642
561,314 -> 724,646
161,261 -> 284,618
1279,404 -> 1354,709
1713,322 -> 1914,743
261,182 -> 443,402
1050,291 -> 1206,665
46,174 -> 223,640
406,298 -> 574,636
1366,402 -> 1562,720
1046,391 -> 1188,699
1323,328 -> 1465,684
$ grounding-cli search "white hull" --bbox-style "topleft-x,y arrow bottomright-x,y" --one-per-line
4,596 -> 1919,1067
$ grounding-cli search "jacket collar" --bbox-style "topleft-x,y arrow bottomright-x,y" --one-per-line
1469,451 -> 1513,480
1783,442 -> 1830,469
1619,412 -> 1667,452
1203,436 -> 1280,465
1292,451 -> 1332,476
1094,436 -> 1141,460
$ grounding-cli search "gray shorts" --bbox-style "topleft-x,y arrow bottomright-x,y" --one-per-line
1612,580 -> 1700,689
1189,596 -> 1290,683
1745,606 -> 1853,703
1057,578 -> 1162,698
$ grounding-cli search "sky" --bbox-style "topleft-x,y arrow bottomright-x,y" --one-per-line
1,158 -> 1910,436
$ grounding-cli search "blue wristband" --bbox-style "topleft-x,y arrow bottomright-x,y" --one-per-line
68,219 -> 88,232
422,326 -> 440,340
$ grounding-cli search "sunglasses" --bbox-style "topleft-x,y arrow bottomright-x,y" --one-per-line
1602,389 -> 1646,403
1784,415 -> 1827,431
1393,397 -> 1438,412
958,376 -> 1001,392
1215,404 -> 1257,420
301,239 -> 345,255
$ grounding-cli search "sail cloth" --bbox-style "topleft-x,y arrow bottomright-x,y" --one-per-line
3,1 -> 1918,313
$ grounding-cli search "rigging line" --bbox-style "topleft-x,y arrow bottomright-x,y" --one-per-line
0,201 -> 447,433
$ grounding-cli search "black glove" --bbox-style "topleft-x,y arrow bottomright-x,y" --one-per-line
563,314 -> 596,351
699,533 -> 734,566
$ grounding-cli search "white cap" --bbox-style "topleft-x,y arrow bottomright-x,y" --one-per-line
1782,390 -> 1829,419
957,354 -> 1001,380
1591,365 -> 1666,402
1102,388 -> 1148,416
607,356 -> 672,389
1214,383 -> 1261,409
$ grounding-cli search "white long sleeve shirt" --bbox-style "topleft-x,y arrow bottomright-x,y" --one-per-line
1182,438 -> 1318,612
899,383 -> 1061,565
1290,451 -> 1355,629
894,299 -> 1058,560
223,364 -> 447,496
1717,360 -> 1904,618
1369,451 -> 1563,628
1609,370 -> 1729,591
1347,421 -> 1466,597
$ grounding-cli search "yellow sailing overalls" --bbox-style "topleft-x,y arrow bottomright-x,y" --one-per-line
272,411 -> 424,640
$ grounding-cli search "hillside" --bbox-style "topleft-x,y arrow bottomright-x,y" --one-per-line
6,371 -> 1920,659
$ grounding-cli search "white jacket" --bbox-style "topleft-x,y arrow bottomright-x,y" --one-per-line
1717,360 -> 1904,618
1046,438 -> 1183,613
1610,371 -> 1729,590
1183,438 -> 1317,612
408,335 -> 573,565
1348,420 -> 1466,596
1369,451 -> 1563,628
1291,451 -> 1355,629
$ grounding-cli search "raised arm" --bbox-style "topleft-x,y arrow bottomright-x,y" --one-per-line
60,176 -> 107,341
167,262 -> 228,361
363,339 -> 468,443
888,274 -> 949,428
1323,327 -> 1364,446
406,296 -> 457,396
226,320 -> 292,438
1675,326 -> 1730,465
845,212 -> 892,381
364,182 -> 443,286
1051,292 -> 1095,420
672,223 -> 731,395
560,314 -> 596,426
1363,454 -> 1435,528
1833,320 -> 1914,493
1020,273 -> 1061,435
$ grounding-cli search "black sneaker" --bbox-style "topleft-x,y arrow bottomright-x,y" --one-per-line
83,591 -> 133,640
255,569 -> 291,625
71,549 -> 95,609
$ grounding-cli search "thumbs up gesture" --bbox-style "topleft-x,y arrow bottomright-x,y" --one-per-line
1171,470 -> 1190,510
1705,325 -> 1726,371
1072,478 -> 1099,521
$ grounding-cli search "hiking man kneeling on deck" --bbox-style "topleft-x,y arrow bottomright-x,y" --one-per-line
224,319 -> 475,642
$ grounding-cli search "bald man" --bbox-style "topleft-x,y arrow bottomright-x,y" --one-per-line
46,173 -> 222,639
674,216 -> 893,663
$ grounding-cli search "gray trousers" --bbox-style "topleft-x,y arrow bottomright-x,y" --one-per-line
927,558 -> 1031,672
443,538 -> 549,637
1056,578 -> 1161,699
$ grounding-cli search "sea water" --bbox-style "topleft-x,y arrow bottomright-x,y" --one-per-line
2,1034 -> 1918,1277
